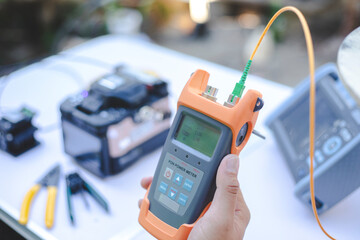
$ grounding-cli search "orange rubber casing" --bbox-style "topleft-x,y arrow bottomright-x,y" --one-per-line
139,70 -> 262,240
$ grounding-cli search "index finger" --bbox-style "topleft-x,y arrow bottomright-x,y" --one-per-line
140,177 -> 153,189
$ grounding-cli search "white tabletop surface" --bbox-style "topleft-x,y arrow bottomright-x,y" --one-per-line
0,35 -> 359,240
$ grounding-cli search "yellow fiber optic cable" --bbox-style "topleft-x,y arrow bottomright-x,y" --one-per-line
246,6 -> 335,240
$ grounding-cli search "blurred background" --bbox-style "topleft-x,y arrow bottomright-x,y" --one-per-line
0,0 -> 359,238
0,0 -> 359,86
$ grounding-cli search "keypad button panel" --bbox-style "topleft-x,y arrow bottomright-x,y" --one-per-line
154,152 -> 204,216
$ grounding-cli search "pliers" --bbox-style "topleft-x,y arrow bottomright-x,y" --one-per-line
66,172 -> 109,225
19,164 -> 60,228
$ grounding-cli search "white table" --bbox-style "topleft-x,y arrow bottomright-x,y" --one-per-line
0,35 -> 359,240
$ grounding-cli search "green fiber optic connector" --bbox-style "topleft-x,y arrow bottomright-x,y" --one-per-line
20,107 -> 35,118
231,60 -> 252,101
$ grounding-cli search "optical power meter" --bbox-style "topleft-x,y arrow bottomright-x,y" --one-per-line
138,70 -> 263,240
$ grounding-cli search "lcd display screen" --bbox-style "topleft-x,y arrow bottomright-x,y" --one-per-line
175,114 -> 221,157
281,86 -> 338,154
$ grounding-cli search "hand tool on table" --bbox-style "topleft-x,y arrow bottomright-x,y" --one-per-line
66,172 -> 109,225
19,164 -> 60,229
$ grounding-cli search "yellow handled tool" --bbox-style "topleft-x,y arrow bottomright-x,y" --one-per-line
45,187 -> 57,228
19,164 -> 60,229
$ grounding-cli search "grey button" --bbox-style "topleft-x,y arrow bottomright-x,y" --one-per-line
315,150 -> 325,163
351,109 -> 360,125
322,136 -> 342,156
339,128 -> 352,142
159,193 -> 179,213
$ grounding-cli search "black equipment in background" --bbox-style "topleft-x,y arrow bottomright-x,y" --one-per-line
0,107 -> 39,156
60,66 -> 171,178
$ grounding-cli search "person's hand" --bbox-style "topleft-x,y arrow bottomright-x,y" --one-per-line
138,154 -> 250,240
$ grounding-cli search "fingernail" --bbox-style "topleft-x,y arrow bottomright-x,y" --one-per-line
226,155 -> 239,174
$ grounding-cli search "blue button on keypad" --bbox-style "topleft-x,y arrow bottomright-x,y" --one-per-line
183,179 -> 193,192
177,193 -> 188,206
159,181 -> 168,194
168,187 -> 178,200
173,173 -> 183,186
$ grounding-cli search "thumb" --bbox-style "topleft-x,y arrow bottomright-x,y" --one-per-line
209,154 -> 240,223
